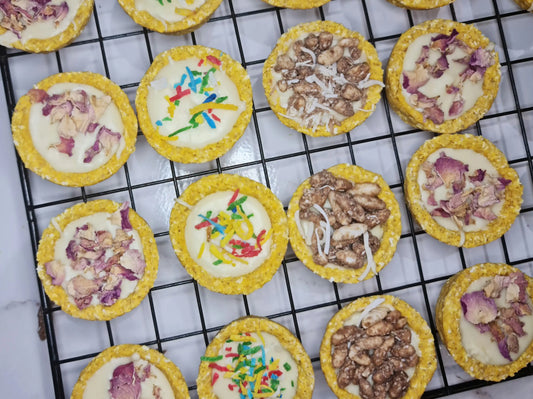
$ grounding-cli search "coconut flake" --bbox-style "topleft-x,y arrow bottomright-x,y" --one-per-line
175,198 -> 192,209
51,217 -> 62,233
313,204 -> 331,254
358,231 -> 377,281
356,297 -> 386,327
358,74 -> 385,89
300,46 -> 316,66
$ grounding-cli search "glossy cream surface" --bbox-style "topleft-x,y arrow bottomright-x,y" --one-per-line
29,83 -> 125,173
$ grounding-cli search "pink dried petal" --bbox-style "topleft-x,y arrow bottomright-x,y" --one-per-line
472,207 -> 497,221
51,136 -> 74,156
83,138 -> 101,163
70,257 -> 90,272
427,192 -> 437,206
98,127 -> 121,156
57,116 -> 77,139
470,47 -> 495,69
477,185 -> 499,207
96,230 -> 113,249
502,313 -> 526,337
71,107 -> 92,134
509,272 -> 528,303
461,291 -> 498,324
449,99 -> 464,118
49,100 -> 74,124
402,64 -> 430,94
109,362 -> 141,399
45,260 -> 65,285
434,152 -> 469,188
430,29 -> 459,53
65,239 -> 78,260
409,91 -> 438,109
98,284 -> 122,306
79,237 -> 98,251
111,265 -> 138,281
28,88 -> 49,103
496,177 -> 512,191
66,275 -> 99,299
120,249 -> 146,276
93,253 -> 109,274
483,275 -> 510,298
415,45 -> 430,65
424,105 -> 445,125
512,302 -> 532,316
429,54 -> 449,78
446,84 -> 460,95
469,169 -> 486,183
430,208 -> 451,218
90,94 -> 112,120
119,202 -> 133,231
74,296 -> 93,310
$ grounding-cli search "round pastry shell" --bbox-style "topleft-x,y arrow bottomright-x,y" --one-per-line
514,0 -> 533,11
287,164 -> 401,283
320,295 -> 437,398
136,45 -> 253,163
0,0 -> 94,53
386,0 -> 455,9
117,0 -> 222,34
71,344 -> 190,398
263,20 -> 383,137
36,199 -> 159,321
436,263 -> 533,381
11,72 -> 138,187
405,133 -> 523,248
169,173 -> 288,295
261,0 -> 331,8
385,19 -> 501,134
197,316 -> 314,398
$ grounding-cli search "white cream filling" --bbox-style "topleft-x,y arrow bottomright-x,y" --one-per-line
339,305 -> 421,396
211,332 -> 298,399
401,33 -> 484,121
0,0 -> 83,46
459,277 -> 533,365
134,0 -> 206,23
54,212 -> 144,307
184,191 -> 272,278
147,57 -> 245,149
417,148 -> 503,232
29,82 -> 125,173
82,353 -> 175,399
270,32 -> 369,129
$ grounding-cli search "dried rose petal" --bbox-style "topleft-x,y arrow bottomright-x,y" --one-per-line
509,272 -> 528,303
109,362 -> 141,399
472,207 -> 497,221
51,136 -> 74,156
430,29 -> 459,53
120,249 -> 146,276
430,54 -> 449,78
496,177 -> 512,191
430,208 -> 451,218
470,48 -> 495,69
448,99 -> 464,117
45,260 -> 65,285
119,202 -> 133,231
66,275 -> 100,299
434,152 -> 468,188
461,291 -> 498,324
74,296 -> 93,310
423,106 -> 444,125
99,285 -> 122,306
28,88 -> 49,103
402,64 -> 430,94
469,169 -> 486,183
415,45 -> 430,65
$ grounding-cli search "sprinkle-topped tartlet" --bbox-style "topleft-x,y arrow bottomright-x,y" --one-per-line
117,0 -> 222,34
320,295 -> 436,398
386,19 -> 500,134
11,72 -> 138,187
261,0 -> 332,8
170,174 -> 288,295
386,0 -> 455,9
197,316 -> 314,399
436,263 -> 533,381
137,45 -> 253,163
0,0 -> 94,53
288,164 -> 401,284
405,134 -> 522,248
36,200 -> 158,320
263,20 -> 383,137
71,344 -> 190,399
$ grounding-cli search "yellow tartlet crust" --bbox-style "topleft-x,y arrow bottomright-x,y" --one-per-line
405,133 -> 523,248
11,72 -> 138,187
169,174 -> 288,295
197,316 -> 314,398
385,19 -> 501,134
263,20 -> 383,137
0,0 -> 94,53
36,200 -> 159,321
514,0 -> 533,11
71,344 -> 190,398
261,0 -> 331,8
320,295 -> 437,398
436,263 -> 533,381
136,45 -> 253,164
386,0 -> 455,9
117,0 -> 222,34
288,164 -> 401,283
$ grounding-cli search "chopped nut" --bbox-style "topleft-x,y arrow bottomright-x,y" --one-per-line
339,37 -> 359,48
317,45 -> 344,66
345,63 -> 370,83
366,320 -> 394,336
274,54 -> 295,72
277,80 -> 288,92
331,325 -> 363,345
336,249 -> 365,269
332,98 -> 355,117
349,182 -> 382,197
288,94 -> 306,112
332,343 -> 349,368
349,347 -> 372,366
318,31 -> 334,50
341,84 -> 364,101
353,194 -> 387,211
337,56 -> 354,75
304,33 -> 319,50
361,306 -> 389,328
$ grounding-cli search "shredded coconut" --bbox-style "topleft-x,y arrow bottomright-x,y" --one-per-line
313,203 -> 331,255
355,297 -> 386,327
175,198 -> 192,209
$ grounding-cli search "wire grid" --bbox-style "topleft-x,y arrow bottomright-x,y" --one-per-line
2,0 -> 533,397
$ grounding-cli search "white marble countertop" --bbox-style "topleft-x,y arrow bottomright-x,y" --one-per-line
1,0 -> 533,398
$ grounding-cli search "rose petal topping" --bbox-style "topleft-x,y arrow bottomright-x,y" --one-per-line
66,275 -> 100,299
109,362 -> 141,399
434,152 -> 468,188
45,260 -> 65,285
461,291 -> 498,324
120,249 -> 146,276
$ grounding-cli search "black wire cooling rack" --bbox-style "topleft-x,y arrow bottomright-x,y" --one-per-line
2,0 -> 533,397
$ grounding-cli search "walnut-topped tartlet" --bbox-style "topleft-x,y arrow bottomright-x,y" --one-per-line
264,21 -> 383,137
321,295 -> 436,398
386,19 -> 500,134
288,164 -> 401,284
405,134 -> 522,248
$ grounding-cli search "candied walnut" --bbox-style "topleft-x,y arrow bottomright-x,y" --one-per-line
299,186 -> 330,210
355,336 -> 383,350
332,343 -> 349,368
358,377 -> 374,399
349,46 -> 362,60
341,84 -> 364,101
318,45 -> 344,66
361,306 -> 389,328
349,347 -> 372,366
332,223 -> 367,242
364,209 -> 391,229
346,62 -> 370,83
389,371 -> 409,399
404,353 -> 419,368
392,328 -> 411,344
366,320 -> 394,336
337,362 -> 356,389
339,37 -> 359,48
352,195 -> 387,211
274,54 -> 295,72
337,56 -> 354,75
385,309 -> 402,324
292,40 -> 304,54
336,249 -> 365,269
394,317 -> 408,330
288,94 -> 306,111
318,31 -> 334,50
332,98 -> 355,117
349,182 -> 381,197
331,325 -> 363,345
304,33 -> 319,50
313,252 -> 328,266
293,81 -> 320,95
372,363 -> 394,384
391,343 -> 416,358
310,170 -> 336,187
277,80 -> 288,92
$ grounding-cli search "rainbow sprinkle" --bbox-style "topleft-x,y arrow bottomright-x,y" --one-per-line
204,333 -> 293,398
195,190 -> 272,267
155,55 -> 240,140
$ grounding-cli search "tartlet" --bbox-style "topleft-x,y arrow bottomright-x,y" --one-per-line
169,173 -> 288,295
436,263 -> 533,381
514,0 -> 533,11
386,19 -> 500,134
320,295 -> 436,398
386,0 -> 455,9
36,199 -> 158,321
71,344 -> 190,398
136,45 -> 253,163
11,71 -> 138,187
288,164 -> 401,284
117,0 -> 222,34
197,316 -> 314,399
0,0 -> 94,53
405,134 -> 522,248
261,0 -> 331,8
263,20 -> 383,137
